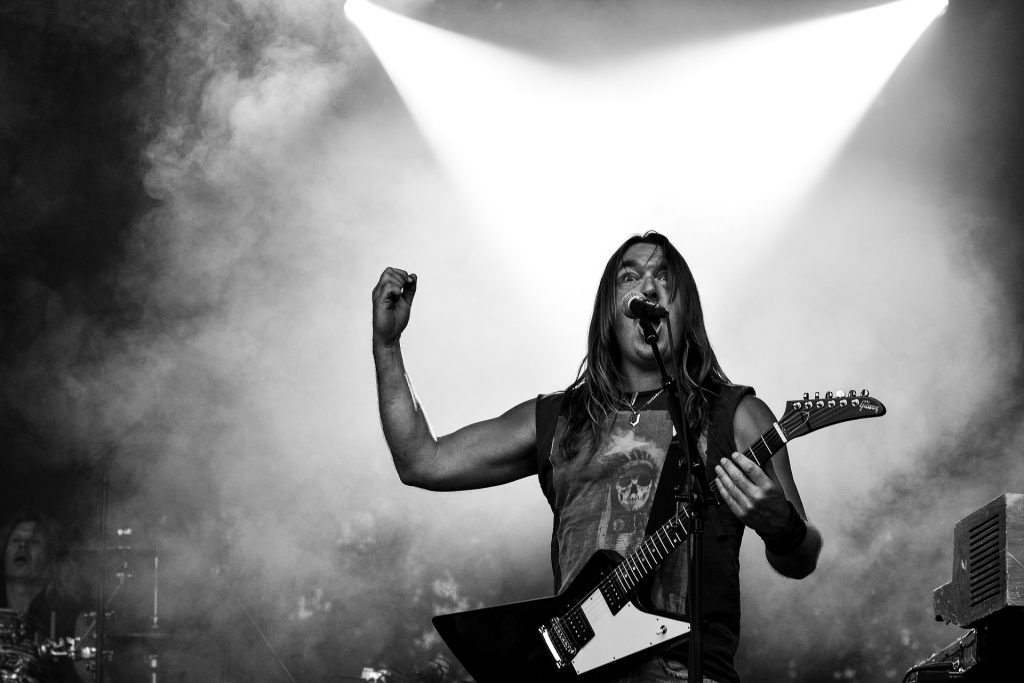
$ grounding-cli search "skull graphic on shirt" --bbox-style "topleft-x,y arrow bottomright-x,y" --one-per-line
616,454 -> 655,511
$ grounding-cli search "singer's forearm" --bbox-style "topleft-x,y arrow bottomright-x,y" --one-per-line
373,341 -> 441,484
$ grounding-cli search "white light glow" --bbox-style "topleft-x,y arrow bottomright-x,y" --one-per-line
346,0 -> 946,295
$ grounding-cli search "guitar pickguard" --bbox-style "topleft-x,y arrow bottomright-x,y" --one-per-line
571,591 -> 690,674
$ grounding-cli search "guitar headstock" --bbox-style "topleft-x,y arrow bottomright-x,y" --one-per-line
780,390 -> 886,439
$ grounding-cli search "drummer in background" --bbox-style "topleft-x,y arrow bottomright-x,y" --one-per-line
0,513 -> 91,683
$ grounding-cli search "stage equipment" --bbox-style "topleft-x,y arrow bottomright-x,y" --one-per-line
904,493 -> 1024,682
933,493 -> 1024,627
0,609 -> 45,683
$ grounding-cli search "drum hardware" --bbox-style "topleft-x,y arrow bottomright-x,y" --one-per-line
95,466 -> 110,683
38,637 -> 113,663
89,465 -> 166,682
104,631 -> 195,683
0,609 -> 45,683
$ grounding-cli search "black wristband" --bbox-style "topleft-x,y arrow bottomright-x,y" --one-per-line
758,501 -> 808,555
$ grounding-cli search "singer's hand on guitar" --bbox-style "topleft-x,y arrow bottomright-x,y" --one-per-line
714,451 -> 792,537
372,267 -> 417,348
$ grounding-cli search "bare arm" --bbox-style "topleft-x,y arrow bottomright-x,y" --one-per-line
714,395 -> 822,579
372,268 -> 537,491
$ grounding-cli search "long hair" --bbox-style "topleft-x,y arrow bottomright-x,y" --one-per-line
561,232 -> 730,458
0,512 -> 81,607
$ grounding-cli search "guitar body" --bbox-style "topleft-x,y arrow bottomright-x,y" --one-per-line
432,550 -> 690,682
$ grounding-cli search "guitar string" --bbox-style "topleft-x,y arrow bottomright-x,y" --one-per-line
558,403 -> 846,639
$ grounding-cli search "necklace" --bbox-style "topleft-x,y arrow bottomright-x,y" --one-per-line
623,388 -> 664,427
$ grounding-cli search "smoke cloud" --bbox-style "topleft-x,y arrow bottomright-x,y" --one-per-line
1,1 -> 1022,682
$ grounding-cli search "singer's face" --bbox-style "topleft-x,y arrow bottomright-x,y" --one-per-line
613,243 -> 684,380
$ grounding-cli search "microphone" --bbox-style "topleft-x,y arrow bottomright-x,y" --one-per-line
620,291 -> 669,320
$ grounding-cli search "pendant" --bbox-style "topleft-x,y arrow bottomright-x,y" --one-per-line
630,412 -> 641,427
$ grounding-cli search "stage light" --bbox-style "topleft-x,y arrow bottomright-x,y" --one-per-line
346,0 -> 948,308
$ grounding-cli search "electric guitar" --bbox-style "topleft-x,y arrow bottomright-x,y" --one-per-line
432,390 -> 886,682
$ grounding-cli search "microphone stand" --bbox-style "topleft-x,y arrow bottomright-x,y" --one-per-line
638,318 -> 719,683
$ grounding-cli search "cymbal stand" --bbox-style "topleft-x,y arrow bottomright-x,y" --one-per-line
95,469 -> 108,683
146,551 -> 161,683
112,528 -> 162,683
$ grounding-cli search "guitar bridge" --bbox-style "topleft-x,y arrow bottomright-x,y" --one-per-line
538,619 -> 575,669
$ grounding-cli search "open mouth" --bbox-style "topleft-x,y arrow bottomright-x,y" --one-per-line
634,319 -> 664,337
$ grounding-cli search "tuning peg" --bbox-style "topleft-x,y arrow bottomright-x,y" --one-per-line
861,389 -> 870,397
825,391 -> 833,399
814,392 -> 820,400
848,390 -> 856,397
803,392 -> 810,401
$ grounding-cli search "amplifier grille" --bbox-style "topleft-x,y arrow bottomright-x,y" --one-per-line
967,514 -> 1002,607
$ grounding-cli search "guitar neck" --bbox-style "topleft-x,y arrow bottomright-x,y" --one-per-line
706,420 -> 788,501
609,421 -> 788,599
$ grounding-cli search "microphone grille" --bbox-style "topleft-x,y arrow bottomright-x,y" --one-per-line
620,290 -> 645,319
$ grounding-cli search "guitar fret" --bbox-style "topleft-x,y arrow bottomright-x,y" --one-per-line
615,567 -> 629,591
654,533 -> 668,556
750,434 -> 769,467
614,572 -> 628,596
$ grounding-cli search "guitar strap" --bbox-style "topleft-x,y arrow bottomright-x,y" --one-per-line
643,392 -> 731,543
643,422 -> 692,538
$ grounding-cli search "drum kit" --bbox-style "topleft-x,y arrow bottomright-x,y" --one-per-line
0,532 -> 191,683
